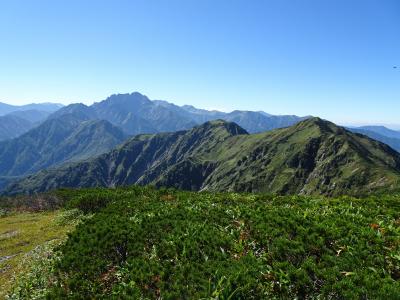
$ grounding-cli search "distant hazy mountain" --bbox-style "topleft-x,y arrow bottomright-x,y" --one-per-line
0,102 -> 63,116
51,93 -> 197,135
154,99 -> 308,133
0,115 -> 33,141
0,114 -> 127,180
93,93 -> 197,134
9,109 -> 52,123
6,118 -> 400,196
349,127 -> 400,152
179,104 -> 227,123
0,110 -> 57,141
0,103 -> 63,140
222,111 -> 309,133
355,126 -> 400,140
51,92 -> 308,135
48,103 -> 97,121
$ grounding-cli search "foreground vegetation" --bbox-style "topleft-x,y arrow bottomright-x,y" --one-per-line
1,186 -> 400,299
0,210 -> 76,299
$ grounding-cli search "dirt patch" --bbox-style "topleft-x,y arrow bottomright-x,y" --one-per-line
0,265 -> 11,274
15,241 -> 30,247
0,230 -> 18,240
0,253 -> 19,263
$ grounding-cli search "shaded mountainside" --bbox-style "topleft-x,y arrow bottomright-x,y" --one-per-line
0,114 -> 127,180
50,92 -> 309,135
5,118 -> 400,196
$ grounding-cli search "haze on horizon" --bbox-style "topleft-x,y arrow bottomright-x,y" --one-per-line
0,0 -> 399,127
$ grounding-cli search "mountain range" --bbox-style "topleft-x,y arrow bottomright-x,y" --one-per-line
3,93 -> 399,152
49,92 -> 310,135
5,118 -> 400,196
0,92 -> 312,191
0,114 -> 127,189
348,126 -> 400,152
355,126 -> 400,139
0,102 -> 63,116
0,103 -> 62,141
1,92 -> 400,196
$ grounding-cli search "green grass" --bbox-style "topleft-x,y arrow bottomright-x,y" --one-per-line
0,210 -> 75,299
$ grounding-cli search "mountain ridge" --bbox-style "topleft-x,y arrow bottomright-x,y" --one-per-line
0,114 -> 127,182
5,117 -> 400,196
49,92 -> 309,135
0,102 -> 63,116
0,92 -> 310,190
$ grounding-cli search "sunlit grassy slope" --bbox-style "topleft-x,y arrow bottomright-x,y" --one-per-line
0,210 -> 74,298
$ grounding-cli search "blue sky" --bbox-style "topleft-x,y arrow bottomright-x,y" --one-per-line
0,0 -> 399,127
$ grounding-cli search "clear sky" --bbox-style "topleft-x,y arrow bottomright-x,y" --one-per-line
0,0 -> 399,127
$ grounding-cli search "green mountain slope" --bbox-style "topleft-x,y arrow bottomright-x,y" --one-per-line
201,118 -> 400,195
0,114 -> 127,180
5,118 -> 400,195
